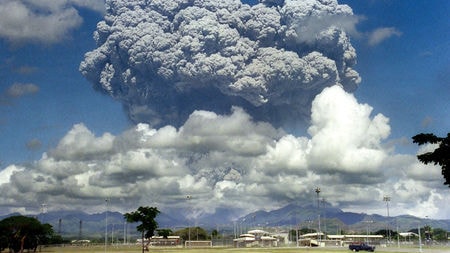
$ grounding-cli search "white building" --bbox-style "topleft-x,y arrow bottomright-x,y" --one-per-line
233,229 -> 277,247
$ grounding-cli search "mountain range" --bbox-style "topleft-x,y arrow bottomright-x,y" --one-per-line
2,203 -> 448,240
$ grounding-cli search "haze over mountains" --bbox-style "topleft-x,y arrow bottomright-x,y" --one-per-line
3,203 -> 448,239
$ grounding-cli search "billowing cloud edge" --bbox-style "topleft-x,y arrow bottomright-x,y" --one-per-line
0,85 -> 448,219
0,0 -> 105,45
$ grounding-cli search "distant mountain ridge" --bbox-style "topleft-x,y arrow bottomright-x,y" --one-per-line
2,203 -> 448,239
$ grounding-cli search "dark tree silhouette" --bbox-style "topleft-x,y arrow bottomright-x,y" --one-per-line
211,229 -> 219,239
412,133 -> 450,187
0,215 -> 54,253
157,228 -> 172,238
124,206 -> 160,253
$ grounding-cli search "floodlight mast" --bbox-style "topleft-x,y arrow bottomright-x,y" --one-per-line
364,220 -> 373,243
315,187 -> 321,242
418,223 -> 423,253
383,195 -> 391,244
105,198 -> 109,253
40,203 -> 47,223
186,195 -> 192,248
322,198 -> 326,234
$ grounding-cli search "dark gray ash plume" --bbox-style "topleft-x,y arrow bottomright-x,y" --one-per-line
80,0 -> 360,129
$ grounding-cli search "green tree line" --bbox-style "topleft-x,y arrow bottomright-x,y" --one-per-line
0,215 -> 63,253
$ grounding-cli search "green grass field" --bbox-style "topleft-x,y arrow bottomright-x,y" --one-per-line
34,245 -> 449,253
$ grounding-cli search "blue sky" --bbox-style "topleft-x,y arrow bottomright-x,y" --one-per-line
0,0 -> 449,220
0,7 -> 129,166
344,0 -> 449,142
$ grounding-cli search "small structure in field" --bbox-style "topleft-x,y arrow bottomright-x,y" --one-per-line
233,229 -> 277,247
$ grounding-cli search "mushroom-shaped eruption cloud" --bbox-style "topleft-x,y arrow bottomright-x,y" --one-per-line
80,0 -> 361,129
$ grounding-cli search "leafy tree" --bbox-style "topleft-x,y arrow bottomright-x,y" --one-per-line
211,229 -> 219,239
36,223 -> 54,246
411,226 -> 450,242
412,133 -> 450,187
47,233 -> 66,244
0,215 -> 54,253
408,227 -> 425,237
173,227 -> 209,241
193,227 -> 209,240
374,229 -> 397,240
288,229 -> 297,241
0,233 -> 8,252
157,229 -> 173,238
124,206 -> 160,253
299,227 -> 316,234
173,228 -> 189,241
432,228 -> 448,241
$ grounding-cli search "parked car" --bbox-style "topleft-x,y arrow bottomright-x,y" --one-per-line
348,242 -> 375,252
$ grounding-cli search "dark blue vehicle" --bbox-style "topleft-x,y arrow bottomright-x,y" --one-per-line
348,242 -> 375,252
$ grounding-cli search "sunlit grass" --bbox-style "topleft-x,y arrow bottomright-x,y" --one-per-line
35,244 -> 450,253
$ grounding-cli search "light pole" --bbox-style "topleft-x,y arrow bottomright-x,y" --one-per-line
396,219 -> 400,248
186,195 -> 191,248
315,187 -> 321,242
105,198 -> 109,253
40,203 -> 47,223
123,220 -> 127,245
418,223 -> 423,253
322,198 -> 326,235
424,215 -> 430,246
364,220 -> 373,243
307,219 -> 313,247
383,195 -> 391,244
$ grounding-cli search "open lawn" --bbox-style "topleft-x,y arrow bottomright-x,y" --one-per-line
33,245 -> 449,253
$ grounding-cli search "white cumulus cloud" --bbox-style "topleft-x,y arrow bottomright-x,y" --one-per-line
0,0 -> 105,45
0,85 -> 448,219
368,27 -> 402,46
308,85 -> 390,175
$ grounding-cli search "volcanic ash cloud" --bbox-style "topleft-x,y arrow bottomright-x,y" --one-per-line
80,0 -> 361,129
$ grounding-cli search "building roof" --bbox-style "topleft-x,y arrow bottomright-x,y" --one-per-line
248,229 -> 269,234
233,236 -> 255,242
327,235 -> 345,239
239,233 -> 255,238
344,235 -> 384,239
261,236 -> 276,241
301,232 -> 325,237
399,232 -> 418,237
